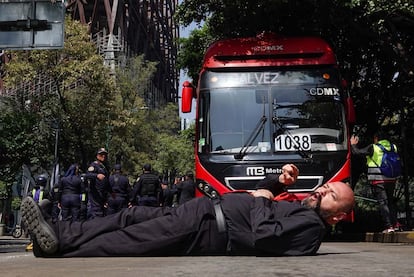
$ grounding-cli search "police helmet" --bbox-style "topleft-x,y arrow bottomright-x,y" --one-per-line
36,174 -> 48,185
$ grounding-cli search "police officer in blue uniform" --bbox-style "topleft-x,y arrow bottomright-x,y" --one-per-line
85,148 -> 111,219
129,164 -> 162,207
107,164 -> 130,215
58,164 -> 84,222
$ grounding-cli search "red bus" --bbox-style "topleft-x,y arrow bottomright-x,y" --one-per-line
182,33 -> 355,200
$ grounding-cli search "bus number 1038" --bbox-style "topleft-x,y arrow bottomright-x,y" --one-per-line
275,134 -> 311,151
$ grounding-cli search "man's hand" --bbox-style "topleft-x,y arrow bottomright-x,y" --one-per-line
278,164 -> 299,186
350,135 -> 359,145
251,189 -> 274,200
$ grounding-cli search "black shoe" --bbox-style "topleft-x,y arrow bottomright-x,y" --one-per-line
21,197 -> 59,255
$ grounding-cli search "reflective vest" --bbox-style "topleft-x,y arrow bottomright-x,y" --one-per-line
32,188 -> 44,203
366,139 -> 397,182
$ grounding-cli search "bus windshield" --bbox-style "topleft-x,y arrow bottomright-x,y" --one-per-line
198,69 -> 348,154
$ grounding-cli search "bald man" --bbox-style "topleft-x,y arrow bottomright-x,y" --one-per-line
21,164 -> 354,257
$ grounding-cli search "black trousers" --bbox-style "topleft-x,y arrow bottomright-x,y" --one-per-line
370,182 -> 398,228
55,197 -> 228,257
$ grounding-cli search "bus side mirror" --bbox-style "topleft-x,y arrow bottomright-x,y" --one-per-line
346,97 -> 356,124
181,81 -> 194,113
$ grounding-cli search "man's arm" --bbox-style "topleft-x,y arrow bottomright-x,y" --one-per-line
350,135 -> 374,156
252,164 -> 299,199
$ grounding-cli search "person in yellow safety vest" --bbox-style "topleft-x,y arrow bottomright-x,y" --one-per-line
31,174 -> 48,203
350,130 -> 401,233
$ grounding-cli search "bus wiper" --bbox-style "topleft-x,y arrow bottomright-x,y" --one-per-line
234,115 -> 267,160
272,116 -> 312,159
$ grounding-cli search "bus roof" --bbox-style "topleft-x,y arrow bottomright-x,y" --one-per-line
203,33 -> 337,69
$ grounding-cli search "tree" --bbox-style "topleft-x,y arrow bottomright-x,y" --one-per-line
153,122 -> 195,181
109,55 -> 158,175
1,16 -> 116,175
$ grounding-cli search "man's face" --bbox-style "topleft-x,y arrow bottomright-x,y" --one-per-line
97,153 -> 107,162
302,182 -> 353,224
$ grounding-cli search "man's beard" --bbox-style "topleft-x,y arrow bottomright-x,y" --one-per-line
302,192 -> 321,212
302,192 -> 332,220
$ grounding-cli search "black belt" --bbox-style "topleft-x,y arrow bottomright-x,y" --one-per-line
213,199 -> 227,233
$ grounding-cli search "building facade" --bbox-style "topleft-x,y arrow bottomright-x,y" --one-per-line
68,0 -> 180,108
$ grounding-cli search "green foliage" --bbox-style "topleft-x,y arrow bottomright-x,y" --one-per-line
11,197 -> 21,211
153,123 -> 195,179
109,55 -> 158,175
1,16 -> 116,173
177,25 -> 214,82
1,16 -> 194,185
0,180 -> 7,199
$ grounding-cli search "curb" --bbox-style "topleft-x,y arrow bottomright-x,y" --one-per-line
365,231 -> 414,243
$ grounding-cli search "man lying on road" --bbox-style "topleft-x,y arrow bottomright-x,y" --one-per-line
21,164 -> 354,257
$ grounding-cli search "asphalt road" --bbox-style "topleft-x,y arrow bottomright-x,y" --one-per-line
1,241 -> 413,277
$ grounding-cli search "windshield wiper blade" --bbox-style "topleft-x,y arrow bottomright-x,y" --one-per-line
234,116 -> 267,160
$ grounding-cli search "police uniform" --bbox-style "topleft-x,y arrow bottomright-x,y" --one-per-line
85,150 -> 111,219
176,172 -> 195,205
58,164 -> 84,222
107,164 -> 130,215
30,175 -> 325,257
130,165 -> 162,207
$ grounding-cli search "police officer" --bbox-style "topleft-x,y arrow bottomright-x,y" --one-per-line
129,163 -> 162,207
176,171 -> 196,205
107,164 -> 130,215
160,179 -> 178,207
58,164 -> 84,222
85,148 -> 111,219
31,174 -> 48,203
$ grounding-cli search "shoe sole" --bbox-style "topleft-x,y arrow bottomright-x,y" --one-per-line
21,197 -> 59,255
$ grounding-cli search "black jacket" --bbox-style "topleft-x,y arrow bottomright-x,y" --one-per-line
221,193 -> 326,256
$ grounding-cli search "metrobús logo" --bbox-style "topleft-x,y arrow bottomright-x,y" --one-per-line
246,167 -> 282,176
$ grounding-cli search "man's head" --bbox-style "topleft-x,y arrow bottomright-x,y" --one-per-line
35,174 -> 48,188
302,182 -> 355,225
143,163 -> 152,172
185,171 -> 194,180
96,148 -> 108,162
